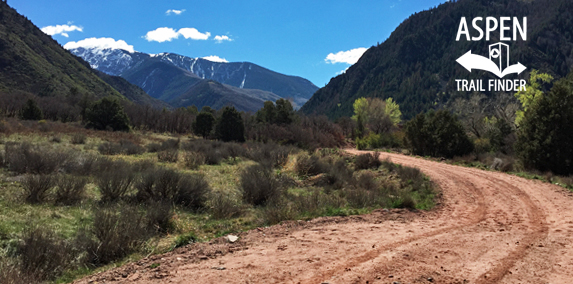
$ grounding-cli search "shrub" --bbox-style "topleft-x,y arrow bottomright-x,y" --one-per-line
98,140 -> 144,156
354,152 -> 381,170
161,138 -> 180,150
97,142 -> 122,155
119,139 -> 145,155
172,232 -> 197,249
94,161 -> 135,202
54,175 -> 87,205
396,166 -> 423,184
70,133 -> 87,144
240,165 -> 284,206
355,171 -> 378,191
85,97 -> 130,132
405,110 -> 474,158
18,228 -> 72,281
176,173 -> 209,211
516,73 -> 573,175
356,132 -> 402,150
395,194 -> 416,209
146,142 -> 162,153
323,158 -> 354,189
22,174 -> 57,204
136,167 -> 181,201
209,191 -> 243,219
145,201 -> 173,234
50,136 -> 62,143
182,151 -> 205,169
62,153 -> 98,176
157,149 -> 179,163
345,187 -> 377,208
84,206 -> 150,265
0,261 -> 34,284
380,158 -> 396,172
182,140 -> 226,165
5,142 -> 71,174
295,153 -> 328,177
262,198 -> 296,225
249,143 -> 291,168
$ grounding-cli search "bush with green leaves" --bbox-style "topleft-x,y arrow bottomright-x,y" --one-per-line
516,72 -> 573,175
405,110 -> 474,158
85,97 -> 130,131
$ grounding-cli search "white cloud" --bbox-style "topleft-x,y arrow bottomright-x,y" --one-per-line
63,37 -> 135,53
144,27 -> 210,42
166,9 -> 186,15
214,35 -> 232,43
325,47 -> 367,65
144,27 -> 180,42
41,24 -> 83,37
178,28 -> 211,40
201,55 -> 228,63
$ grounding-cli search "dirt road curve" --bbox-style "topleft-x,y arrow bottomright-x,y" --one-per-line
75,150 -> 573,284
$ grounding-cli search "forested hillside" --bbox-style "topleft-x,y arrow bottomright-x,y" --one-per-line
301,0 -> 573,119
0,1 -> 159,106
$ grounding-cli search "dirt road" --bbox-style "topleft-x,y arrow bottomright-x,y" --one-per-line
76,150 -> 573,284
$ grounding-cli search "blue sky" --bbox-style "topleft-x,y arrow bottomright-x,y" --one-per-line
9,0 -> 447,87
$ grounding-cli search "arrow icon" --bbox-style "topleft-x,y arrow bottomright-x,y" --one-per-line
456,50 -> 526,78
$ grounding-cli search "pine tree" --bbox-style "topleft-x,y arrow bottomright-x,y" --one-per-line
19,99 -> 43,120
193,111 -> 215,138
85,97 -> 130,131
275,99 -> 294,125
216,106 -> 245,142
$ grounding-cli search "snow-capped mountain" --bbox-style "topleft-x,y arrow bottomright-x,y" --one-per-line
69,47 -> 318,108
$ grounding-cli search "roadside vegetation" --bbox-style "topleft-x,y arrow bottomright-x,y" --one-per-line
0,98 -> 434,283
344,69 -> 573,191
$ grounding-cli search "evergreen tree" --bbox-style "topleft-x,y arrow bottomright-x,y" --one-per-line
216,106 -> 245,142
200,106 -> 216,116
275,99 -> 294,125
19,99 -> 43,120
405,110 -> 473,158
85,97 -> 130,131
515,73 -> 573,175
192,111 -> 215,138
256,101 -> 276,123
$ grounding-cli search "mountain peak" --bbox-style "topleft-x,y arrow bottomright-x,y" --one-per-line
70,47 -> 319,107
63,37 -> 135,53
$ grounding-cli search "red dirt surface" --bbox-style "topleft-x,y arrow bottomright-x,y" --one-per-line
74,150 -> 573,284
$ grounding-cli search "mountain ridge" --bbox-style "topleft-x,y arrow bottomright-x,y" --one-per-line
300,0 -> 573,120
70,47 -> 318,109
0,1 -> 161,107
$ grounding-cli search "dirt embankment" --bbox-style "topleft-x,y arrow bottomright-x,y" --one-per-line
75,150 -> 573,284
